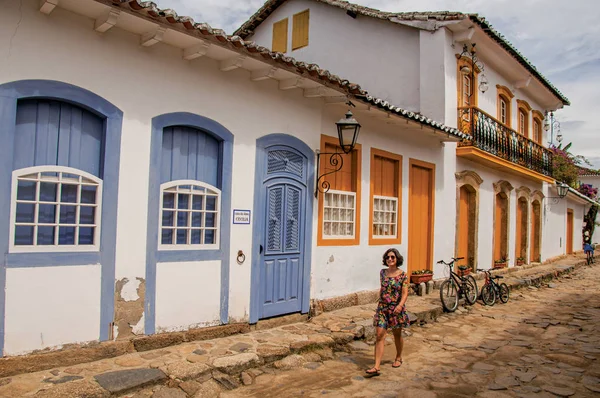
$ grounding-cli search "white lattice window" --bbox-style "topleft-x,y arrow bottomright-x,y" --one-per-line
9,166 -> 102,253
159,181 -> 220,250
372,196 -> 398,238
323,190 -> 355,239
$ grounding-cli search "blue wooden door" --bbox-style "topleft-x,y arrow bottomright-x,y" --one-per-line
259,147 -> 307,319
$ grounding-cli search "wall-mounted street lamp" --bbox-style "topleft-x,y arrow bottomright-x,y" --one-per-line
546,181 -> 570,205
315,102 -> 361,198
459,43 -> 489,95
544,111 -> 562,147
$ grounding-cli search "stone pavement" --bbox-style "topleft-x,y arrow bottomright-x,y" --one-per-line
0,254 -> 587,397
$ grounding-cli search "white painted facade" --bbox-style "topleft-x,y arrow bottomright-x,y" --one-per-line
0,0 -> 595,356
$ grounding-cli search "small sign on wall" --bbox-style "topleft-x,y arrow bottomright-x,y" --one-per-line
233,209 -> 251,224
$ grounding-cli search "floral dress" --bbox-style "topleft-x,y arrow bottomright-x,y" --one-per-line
373,269 -> 410,330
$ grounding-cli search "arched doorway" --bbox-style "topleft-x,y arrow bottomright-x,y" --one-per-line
515,187 -> 531,265
493,181 -> 513,264
530,198 -> 542,262
455,171 -> 482,271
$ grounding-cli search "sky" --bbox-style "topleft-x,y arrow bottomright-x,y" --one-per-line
155,0 -> 600,169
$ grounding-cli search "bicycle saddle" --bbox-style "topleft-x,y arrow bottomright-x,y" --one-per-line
492,275 -> 503,279
458,265 -> 468,271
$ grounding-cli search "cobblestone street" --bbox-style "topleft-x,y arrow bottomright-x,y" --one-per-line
222,262 -> 600,398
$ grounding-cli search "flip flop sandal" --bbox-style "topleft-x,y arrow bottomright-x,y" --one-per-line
392,358 -> 403,368
365,368 -> 380,377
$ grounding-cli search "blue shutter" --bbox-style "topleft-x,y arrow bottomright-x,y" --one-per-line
161,126 -> 220,186
14,100 -> 104,177
267,186 -> 284,253
285,186 -> 300,251
267,149 -> 304,178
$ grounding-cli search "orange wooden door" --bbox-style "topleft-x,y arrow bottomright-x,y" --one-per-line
530,201 -> 541,262
457,186 -> 470,266
515,198 -> 523,260
494,194 -> 507,261
408,162 -> 434,275
567,209 -> 574,254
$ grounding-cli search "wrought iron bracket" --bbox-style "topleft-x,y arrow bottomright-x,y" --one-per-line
314,150 -> 344,198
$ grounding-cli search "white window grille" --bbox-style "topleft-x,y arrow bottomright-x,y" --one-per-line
159,181 -> 220,250
372,196 -> 398,238
323,190 -> 355,239
9,166 -> 102,253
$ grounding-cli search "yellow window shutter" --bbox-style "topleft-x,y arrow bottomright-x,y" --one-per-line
272,18 -> 288,53
292,10 -> 309,50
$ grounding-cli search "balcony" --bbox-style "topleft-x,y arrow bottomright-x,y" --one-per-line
457,107 -> 554,183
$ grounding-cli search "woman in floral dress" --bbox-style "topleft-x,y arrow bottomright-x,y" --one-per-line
365,248 -> 410,376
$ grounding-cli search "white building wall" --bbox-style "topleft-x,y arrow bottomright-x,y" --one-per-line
4,265 -> 101,356
249,0 -> 421,111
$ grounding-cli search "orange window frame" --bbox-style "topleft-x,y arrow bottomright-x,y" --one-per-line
456,56 -> 480,108
369,148 -> 402,245
317,134 -> 362,246
532,110 -> 545,145
516,99 -> 532,138
496,85 -> 514,127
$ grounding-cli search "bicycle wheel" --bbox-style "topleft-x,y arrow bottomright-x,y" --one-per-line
481,284 -> 496,306
498,283 -> 510,303
464,275 -> 478,305
440,279 -> 459,312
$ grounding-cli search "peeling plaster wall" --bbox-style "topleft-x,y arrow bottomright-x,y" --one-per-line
113,278 -> 145,340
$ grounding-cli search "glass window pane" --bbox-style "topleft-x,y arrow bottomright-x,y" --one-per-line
37,226 -> 55,245
78,227 -> 94,245
60,205 -> 77,224
17,180 -> 36,201
38,204 -> 56,223
206,197 -> 216,211
16,203 -> 35,223
192,195 -> 204,210
191,229 -> 201,244
163,193 -> 175,209
162,211 -> 174,227
177,194 -> 189,210
191,212 -> 202,228
79,206 -> 95,225
161,229 -> 173,245
177,211 -> 189,227
61,184 -> 78,203
58,227 -> 76,245
15,226 -> 34,245
81,185 -> 97,204
205,213 -> 215,228
40,182 -> 58,202
204,229 -> 215,244
176,229 -> 188,244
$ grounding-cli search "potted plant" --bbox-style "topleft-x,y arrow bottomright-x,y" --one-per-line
494,257 -> 508,269
410,269 -> 433,284
458,266 -> 472,276
516,257 -> 526,266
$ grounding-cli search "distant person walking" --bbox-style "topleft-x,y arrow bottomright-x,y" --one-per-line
365,248 -> 410,377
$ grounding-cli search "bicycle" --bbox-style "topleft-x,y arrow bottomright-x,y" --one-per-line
477,268 -> 509,306
438,257 -> 478,312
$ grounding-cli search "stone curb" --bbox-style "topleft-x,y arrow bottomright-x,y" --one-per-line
28,257 -> 588,397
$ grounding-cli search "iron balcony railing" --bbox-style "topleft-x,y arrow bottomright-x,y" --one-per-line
458,106 -> 553,177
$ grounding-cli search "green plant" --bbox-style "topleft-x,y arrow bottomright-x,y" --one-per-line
411,269 -> 433,275
494,257 -> 508,264
516,257 -> 525,261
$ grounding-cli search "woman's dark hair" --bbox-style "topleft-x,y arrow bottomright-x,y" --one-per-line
382,248 -> 404,267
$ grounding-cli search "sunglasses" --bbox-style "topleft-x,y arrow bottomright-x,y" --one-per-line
385,255 -> 396,260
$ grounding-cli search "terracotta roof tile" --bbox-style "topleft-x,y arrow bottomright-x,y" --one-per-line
234,0 -> 569,106
94,0 -> 466,139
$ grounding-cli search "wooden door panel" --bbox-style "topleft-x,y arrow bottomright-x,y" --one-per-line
409,164 -> 433,275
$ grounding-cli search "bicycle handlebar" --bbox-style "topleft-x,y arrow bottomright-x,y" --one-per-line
437,256 -> 465,265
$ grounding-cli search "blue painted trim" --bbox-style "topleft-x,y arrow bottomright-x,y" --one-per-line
145,112 -> 234,334
6,253 -> 101,267
249,134 -> 315,324
0,80 -> 123,353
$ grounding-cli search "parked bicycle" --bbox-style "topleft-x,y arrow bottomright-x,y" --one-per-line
438,257 -> 478,312
477,268 -> 509,306
584,243 -> 595,265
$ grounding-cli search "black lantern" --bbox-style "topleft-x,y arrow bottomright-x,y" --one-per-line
557,182 -> 569,198
336,110 -> 361,154
315,103 -> 361,197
